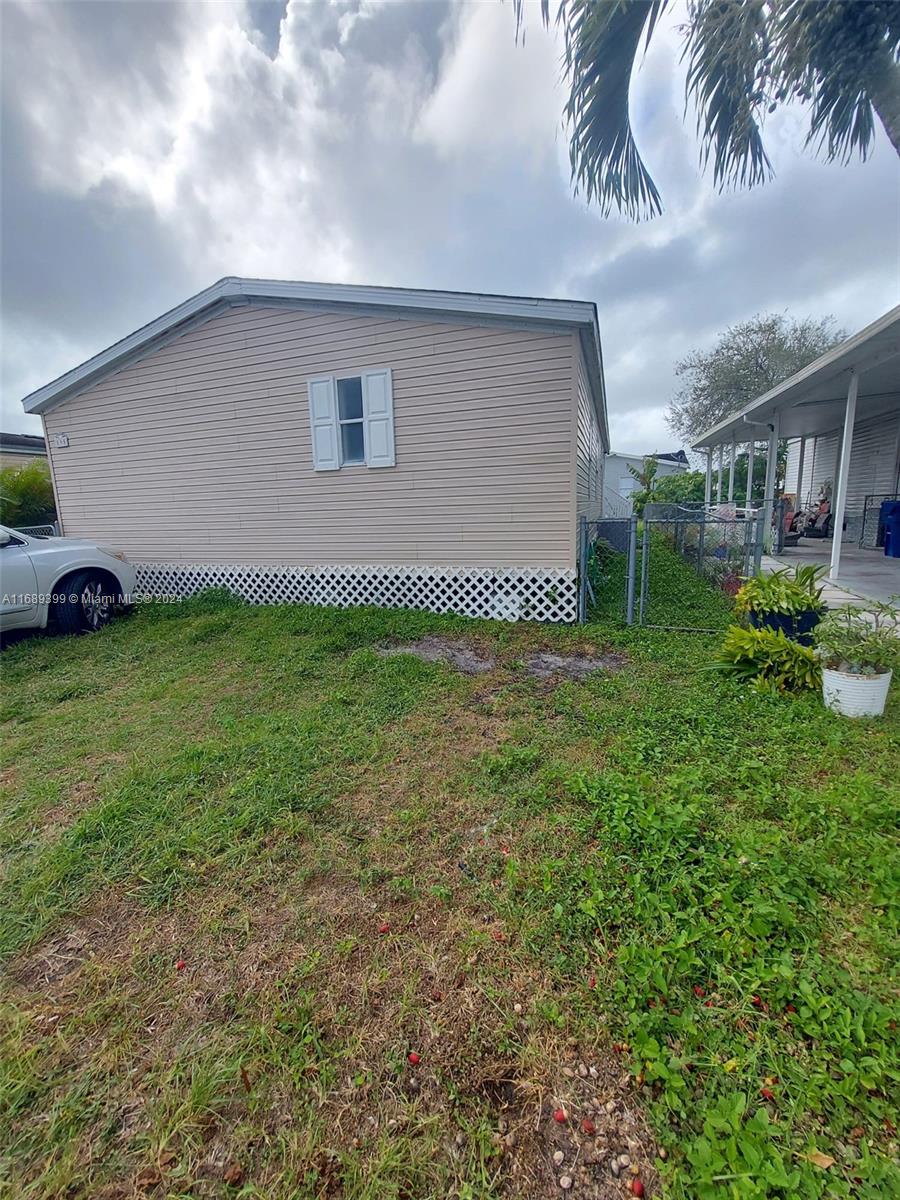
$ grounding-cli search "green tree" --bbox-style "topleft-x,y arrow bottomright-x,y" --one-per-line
513,1 -> 900,218
666,312 -> 844,444
0,460 -> 56,528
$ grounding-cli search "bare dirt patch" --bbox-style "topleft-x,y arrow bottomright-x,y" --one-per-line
377,636 -> 497,675
523,652 -> 628,681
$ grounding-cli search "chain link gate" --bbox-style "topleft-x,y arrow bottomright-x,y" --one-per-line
579,505 -> 768,631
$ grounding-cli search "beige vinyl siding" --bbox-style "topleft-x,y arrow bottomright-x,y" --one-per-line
575,347 -> 604,524
44,305 -> 578,568
0,451 -> 47,470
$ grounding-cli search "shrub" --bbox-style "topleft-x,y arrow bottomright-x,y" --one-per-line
713,624 -> 821,693
0,460 -> 56,527
734,566 -> 826,620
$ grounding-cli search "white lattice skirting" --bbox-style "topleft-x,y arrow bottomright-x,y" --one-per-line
134,563 -> 578,623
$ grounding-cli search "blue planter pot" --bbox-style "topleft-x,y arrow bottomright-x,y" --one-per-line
750,609 -> 821,646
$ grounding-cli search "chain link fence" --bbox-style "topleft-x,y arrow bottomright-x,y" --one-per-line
860,494 -> 900,550
580,505 -> 768,631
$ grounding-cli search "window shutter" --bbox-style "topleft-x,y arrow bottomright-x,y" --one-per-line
362,369 -> 395,468
308,376 -> 339,471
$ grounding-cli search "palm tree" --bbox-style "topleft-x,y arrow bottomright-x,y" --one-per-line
513,0 -> 900,219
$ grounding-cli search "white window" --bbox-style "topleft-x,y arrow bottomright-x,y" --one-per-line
307,369 -> 395,471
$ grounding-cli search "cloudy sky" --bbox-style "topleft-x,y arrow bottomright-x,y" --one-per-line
2,0 -> 898,452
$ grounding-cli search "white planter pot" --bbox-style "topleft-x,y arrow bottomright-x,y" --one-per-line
822,667 -> 892,718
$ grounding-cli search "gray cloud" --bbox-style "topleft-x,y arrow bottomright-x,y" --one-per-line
1,0 -> 898,454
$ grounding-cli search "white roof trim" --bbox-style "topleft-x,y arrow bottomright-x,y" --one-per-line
693,304 -> 900,449
21,278 -> 606,431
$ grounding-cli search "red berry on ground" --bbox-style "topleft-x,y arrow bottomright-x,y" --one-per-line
588,975 -> 597,989
631,1179 -> 645,1197
704,1000 -> 713,1007
580,1117 -> 595,1135
786,1003 -> 797,1013
553,1108 -> 567,1123
694,985 -> 705,997
752,995 -> 763,1007
378,922 -> 390,934
408,1052 -> 420,1065
175,959 -> 186,971
760,1086 -> 775,1101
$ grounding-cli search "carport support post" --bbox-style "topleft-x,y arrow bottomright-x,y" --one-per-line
716,445 -> 724,504
795,437 -> 807,506
746,441 -> 755,508
727,437 -> 736,503
704,449 -> 713,506
762,413 -> 780,550
829,370 -> 858,582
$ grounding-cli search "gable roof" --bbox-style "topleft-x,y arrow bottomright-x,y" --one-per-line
21,277 -> 609,446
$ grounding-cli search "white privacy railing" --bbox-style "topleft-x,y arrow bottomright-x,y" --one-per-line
601,487 -> 633,518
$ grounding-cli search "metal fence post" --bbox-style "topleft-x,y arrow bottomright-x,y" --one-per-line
638,519 -> 650,625
625,513 -> 638,625
753,511 -> 764,573
577,516 -> 588,623
697,512 -> 706,574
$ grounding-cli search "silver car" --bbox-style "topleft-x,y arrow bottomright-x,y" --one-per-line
0,526 -> 136,634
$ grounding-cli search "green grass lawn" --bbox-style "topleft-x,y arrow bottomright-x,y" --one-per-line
1,595 -> 897,1199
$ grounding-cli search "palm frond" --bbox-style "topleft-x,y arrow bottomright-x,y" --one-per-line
683,0 -> 773,192
560,0 -> 669,219
771,0 -> 890,164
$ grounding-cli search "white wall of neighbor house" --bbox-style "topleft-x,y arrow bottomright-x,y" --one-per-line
784,406 -> 900,520
783,404 -> 900,545
41,305 -> 584,569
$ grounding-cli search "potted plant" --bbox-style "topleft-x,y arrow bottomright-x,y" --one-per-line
816,599 -> 900,718
734,566 -> 826,645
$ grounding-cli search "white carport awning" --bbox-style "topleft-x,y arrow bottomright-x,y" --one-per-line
692,305 -> 900,449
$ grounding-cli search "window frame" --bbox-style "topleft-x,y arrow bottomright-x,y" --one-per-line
335,373 -> 367,467
307,367 -> 395,472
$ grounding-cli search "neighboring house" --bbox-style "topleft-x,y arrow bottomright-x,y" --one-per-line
604,449 -> 688,514
21,278 -> 609,622
0,431 -> 47,470
693,304 -> 900,582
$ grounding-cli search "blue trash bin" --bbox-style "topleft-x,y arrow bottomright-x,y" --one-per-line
878,500 -> 900,551
885,513 -> 900,558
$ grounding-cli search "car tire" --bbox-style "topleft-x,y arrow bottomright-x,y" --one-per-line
54,570 -> 116,634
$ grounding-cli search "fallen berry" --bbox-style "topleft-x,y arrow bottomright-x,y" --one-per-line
694,985 -> 705,997
630,1179 -> 645,1197
704,1000 -> 713,1007
492,930 -> 507,943
579,1117 -> 595,1135
588,975 -> 597,989
408,1052 -> 420,1065
553,1108 -> 567,1123
500,846 -> 510,856
786,1003 -> 797,1013
751,995 -> 763,1008
175,959 -> 186,971
760,1087 -> 775,1101
430,988 -> 443,1002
